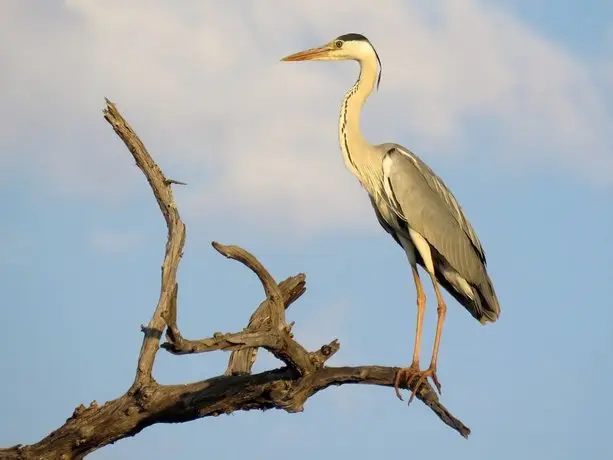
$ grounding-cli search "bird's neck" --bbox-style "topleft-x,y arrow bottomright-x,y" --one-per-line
338,58 -> 382,194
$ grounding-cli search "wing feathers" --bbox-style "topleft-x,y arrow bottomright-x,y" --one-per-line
382,146 -> 485,282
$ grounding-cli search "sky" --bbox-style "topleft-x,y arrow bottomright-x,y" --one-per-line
1,0 -> 612,458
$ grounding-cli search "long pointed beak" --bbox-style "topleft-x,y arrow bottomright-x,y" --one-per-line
280,45 -> 331,61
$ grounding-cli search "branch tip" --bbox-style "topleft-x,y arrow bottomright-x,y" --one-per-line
166,178 -> 187,186
210,242 -> 285,327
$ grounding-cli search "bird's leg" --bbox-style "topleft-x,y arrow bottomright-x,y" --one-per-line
394,266 -> 426,400
429,281 -> 447,375
406,278 -> 447,403
408,266 -> 426,367
396,274 -> 448,404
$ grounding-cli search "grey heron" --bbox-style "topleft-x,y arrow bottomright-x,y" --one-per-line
281,33 -> 500,403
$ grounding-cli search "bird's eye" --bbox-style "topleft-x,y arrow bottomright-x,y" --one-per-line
335,40 -> 343,48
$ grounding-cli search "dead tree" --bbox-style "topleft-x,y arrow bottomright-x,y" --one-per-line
0,100 -> 470,460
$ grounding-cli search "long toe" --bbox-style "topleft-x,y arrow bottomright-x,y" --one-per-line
406,367 -> 442,404
431,370 -> 442,395
394,364 -> 421,401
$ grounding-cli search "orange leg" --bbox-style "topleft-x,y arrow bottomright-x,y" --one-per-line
429,281 -> 447,372
394,266 -> 426,400
395,275 -> 447,404
406,280 -> 446,402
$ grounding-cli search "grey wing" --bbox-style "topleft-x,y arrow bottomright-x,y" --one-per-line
381,145 -> 486,282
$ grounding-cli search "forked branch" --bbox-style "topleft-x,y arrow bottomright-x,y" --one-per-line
0,100 -> 469,460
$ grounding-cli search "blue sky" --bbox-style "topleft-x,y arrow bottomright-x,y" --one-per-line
1,0 -> 612,458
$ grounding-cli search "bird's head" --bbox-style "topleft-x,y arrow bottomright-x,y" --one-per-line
281,33 -> 382,87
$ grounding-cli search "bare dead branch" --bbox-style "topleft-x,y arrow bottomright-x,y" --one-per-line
226,274 -> 306,376
165,178 -> 187,186
161,246 -> 312,374
162,275 -> 306,356
103,99 -> 186,388
211,242 -> 285,328
313,366 -> 471,437
162,248 -> 315,376
0,363 -> 468,459
0,100 -> 471,460
162,329 -> 281,354
309,339 -> 341,367
162,283 -> 181,344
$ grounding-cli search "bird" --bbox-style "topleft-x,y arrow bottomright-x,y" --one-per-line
281,33 -> 500,403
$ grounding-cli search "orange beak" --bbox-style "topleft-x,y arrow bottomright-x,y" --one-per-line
280,46 -> 331,61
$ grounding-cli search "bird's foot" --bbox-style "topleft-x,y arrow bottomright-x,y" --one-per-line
394,363 -> 442,404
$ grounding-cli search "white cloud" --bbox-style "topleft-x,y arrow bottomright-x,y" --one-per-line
1,0 -> 612,235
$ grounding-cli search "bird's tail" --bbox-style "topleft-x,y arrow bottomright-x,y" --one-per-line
473,275 -> 500,324
437,269 -> 500,325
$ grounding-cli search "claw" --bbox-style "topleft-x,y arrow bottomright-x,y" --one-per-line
394,370 -> 405,400
394,363 -> 420,402
394,365 -> 442,404
431,371 -> 442,395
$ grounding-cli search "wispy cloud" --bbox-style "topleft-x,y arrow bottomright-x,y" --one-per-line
2,0 -> 611,235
